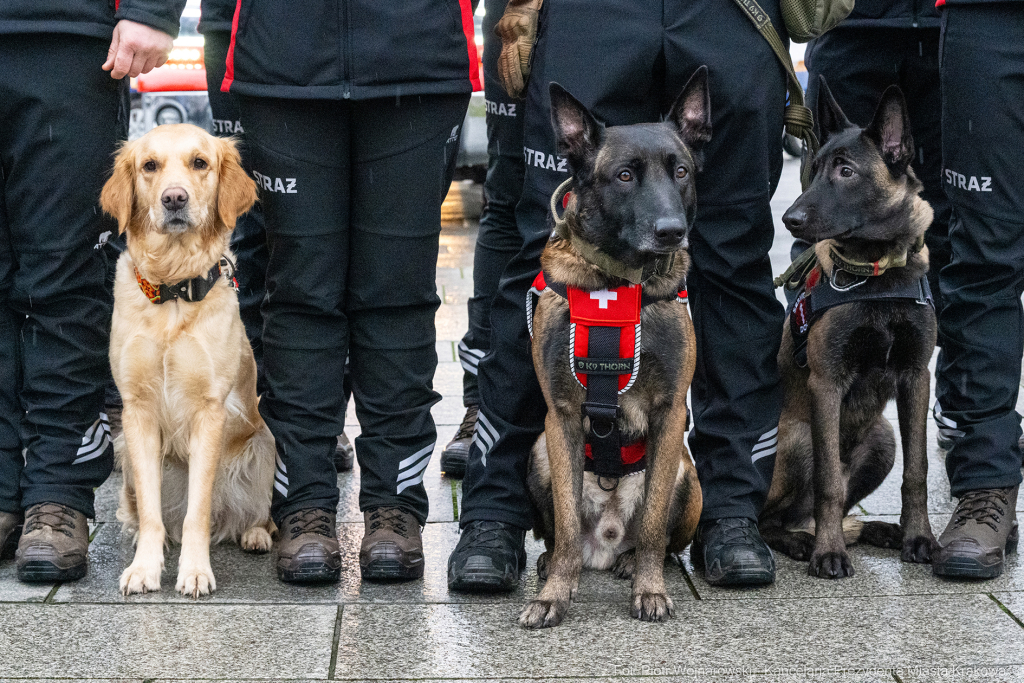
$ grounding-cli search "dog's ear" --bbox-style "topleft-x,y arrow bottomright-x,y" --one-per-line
549,82 -> 604,169
100,140 -> 136,235
865,85 -> 914,176
216,138 -> 258,230
816,75 -> 853,146
668,65 -> 712,160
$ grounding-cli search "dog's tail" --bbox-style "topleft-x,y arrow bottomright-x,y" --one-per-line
785,516 -> 865,546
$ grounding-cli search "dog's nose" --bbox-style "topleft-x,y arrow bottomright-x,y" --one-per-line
161,187 -> 189,212
654,217 -> 685,244
783,207 -> 807,231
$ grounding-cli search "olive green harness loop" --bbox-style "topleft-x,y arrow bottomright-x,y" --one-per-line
729,0 -> 819,191
773,244 -> 818,290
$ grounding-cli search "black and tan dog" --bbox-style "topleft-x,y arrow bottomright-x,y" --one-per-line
759,79 -> 937,578
521,69 -> 709,628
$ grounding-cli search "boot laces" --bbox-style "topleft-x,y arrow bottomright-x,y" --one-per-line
462,520 -> 515,549
952,489 -> 1008,532
24,503 -> 78,538
452,404 -> 480,442
368,507 -> 412,539
288,509 -> 334,540
706,518 -> 760,547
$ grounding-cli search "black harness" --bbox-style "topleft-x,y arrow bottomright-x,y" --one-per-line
788,265 -> 934,368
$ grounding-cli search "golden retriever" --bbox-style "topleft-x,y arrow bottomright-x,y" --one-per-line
100,124 -> 275,597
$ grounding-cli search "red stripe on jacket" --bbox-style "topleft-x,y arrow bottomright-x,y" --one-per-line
457,0 -> 482,92
220,0 -> 243,92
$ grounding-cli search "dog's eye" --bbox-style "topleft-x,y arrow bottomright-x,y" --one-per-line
840,166 -> 854,178
143,160 -> 157,172
617,170 -> 633,182
193,158 -> 208,170
676,166 -> 688,179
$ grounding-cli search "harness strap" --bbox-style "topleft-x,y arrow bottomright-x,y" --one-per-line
788,266 -> 934,368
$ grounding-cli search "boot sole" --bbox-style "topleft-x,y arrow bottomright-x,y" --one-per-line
361,559 -> 424,582
447,555 -> 524,593
277,561 -> 342,583
17,560 -> 86,583
440,452 -> 467,479
704,563 -> 776,587
933,525 -> 1018,580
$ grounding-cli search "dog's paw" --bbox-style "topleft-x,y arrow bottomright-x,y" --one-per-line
808,550 -> 854,579
779,531 -> 816,561
518,598 -> 569,629
611,548 -> 636,580
631,591 -> 675,622
176,564 -> 216,598
120,561 -> 162,595
901,534 -> 937,564
536,551 -> 550,581
860,521 -> 904,549
241,526 -> 273,554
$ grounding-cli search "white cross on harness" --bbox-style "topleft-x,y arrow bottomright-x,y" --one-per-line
590,289 -> 618,309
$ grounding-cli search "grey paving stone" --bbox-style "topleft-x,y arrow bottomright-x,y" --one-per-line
0,560 -> 54,603
94,470 -> 122,523
900,663 -> 1024,683
685,513 -> 1024,601
434,361 -> 465,397
332,594 -> 1023,680
435,339 -> 456,363
146,678 -> 891,683
440,279 -> 474,306
0,680 -> 142,683
435,301 -> 469,343
993,591 -> 1024,629
432,394 -> 469,426
0,603 -> 336,678
57,521 -> 693,608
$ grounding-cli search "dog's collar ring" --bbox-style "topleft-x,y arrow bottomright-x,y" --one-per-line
830,269 -> 868,292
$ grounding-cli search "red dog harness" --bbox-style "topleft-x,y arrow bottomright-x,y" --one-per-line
528,270 -> 687,479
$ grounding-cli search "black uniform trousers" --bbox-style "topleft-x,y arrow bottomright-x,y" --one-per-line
0,34 -> 121,517
236,93 -> 470,525
802,27 -> 950,312
457,0 -> 527,406
460,0 -> 788,529
203,30 -> 269,393
936,3 -> 1024,495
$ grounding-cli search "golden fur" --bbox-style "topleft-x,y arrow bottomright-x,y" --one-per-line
100,124 -> 275,597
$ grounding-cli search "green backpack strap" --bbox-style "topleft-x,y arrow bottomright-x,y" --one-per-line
729,0 -> 819,191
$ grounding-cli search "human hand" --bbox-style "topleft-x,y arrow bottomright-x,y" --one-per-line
103,19 -> 174,79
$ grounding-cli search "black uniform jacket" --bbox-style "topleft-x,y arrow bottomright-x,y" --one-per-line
221,0 -> 481,100
0,0 -> 185,39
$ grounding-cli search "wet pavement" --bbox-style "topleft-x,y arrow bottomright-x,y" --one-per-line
3,156 -> 1024,682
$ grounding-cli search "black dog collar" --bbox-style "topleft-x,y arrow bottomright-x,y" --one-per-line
135,257 -> 236,305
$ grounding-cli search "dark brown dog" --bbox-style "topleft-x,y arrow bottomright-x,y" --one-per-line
521,69 -> 709,628
759,79 -> 937,578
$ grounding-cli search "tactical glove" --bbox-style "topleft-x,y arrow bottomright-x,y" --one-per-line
495,0 -> 543,99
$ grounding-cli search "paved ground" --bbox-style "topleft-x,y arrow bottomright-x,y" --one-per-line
3,156 -> 1024,682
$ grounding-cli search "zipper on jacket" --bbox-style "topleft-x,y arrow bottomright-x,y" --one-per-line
341,0 -> 351,98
